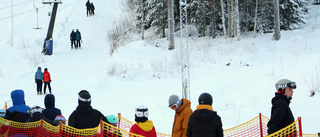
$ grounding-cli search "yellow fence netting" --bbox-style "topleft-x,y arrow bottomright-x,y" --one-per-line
0,112 -> 318,137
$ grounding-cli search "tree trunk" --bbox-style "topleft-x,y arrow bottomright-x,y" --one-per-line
235,0 -> 240,41
221,0 -> 227,38
227,0 -> 231,37
168,0 -> 174,50
141,0 -> 144,40
273,0 -> 281,40
253,0 -> 258,38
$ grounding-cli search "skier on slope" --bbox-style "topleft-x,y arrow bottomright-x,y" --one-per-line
34,67 -> 44,95
43,68 -> 52,94
75,29 -> 82,49
70,29 -> 76,49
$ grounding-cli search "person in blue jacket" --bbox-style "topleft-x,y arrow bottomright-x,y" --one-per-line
5,89 -> 31,122
75,29 -> 82,49
42,94 -> 62,121
34,67 -> 44,95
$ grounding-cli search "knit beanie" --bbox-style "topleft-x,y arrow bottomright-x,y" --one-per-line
168,95 -> 180,107
78,90 -> 91,103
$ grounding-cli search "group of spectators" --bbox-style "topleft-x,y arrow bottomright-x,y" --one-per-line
1,78 -> 297,137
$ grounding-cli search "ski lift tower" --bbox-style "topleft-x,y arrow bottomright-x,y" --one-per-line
41,0 -> 62,55
180,0 -> 190,100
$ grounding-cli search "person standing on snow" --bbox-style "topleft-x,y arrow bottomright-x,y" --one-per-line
267,79 -> 296,135
187,92 -> 223,137
68,90 -> 108,129
70,29 -> 76,49
5,89 -> 31,122
75,29 -> 82,49
42,94 -> 62,121
35,67 -> 44,95
168,95 -> 193,137
90,3 -> 95,15
86,0 -> 91,16
43,68 -> 52,94
129,105 -> 157,137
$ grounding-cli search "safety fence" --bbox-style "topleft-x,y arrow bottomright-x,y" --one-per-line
0,113 -> 318,137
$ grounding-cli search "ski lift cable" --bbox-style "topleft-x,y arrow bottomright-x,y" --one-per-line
0,5 -> 50,21
0,0 -> 34,10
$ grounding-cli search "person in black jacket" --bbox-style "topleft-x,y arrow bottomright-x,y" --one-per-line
85,0 -> 91,16
187,92 -> 223,137
68,90 -> 108,129
267,79 -> 296,135
70,29 -> 76,49
5,89 -> 31,122
42,94 -> 62,121
27,106 -> 58,126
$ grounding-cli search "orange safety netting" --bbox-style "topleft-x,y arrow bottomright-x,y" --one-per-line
0,113 -> 318,137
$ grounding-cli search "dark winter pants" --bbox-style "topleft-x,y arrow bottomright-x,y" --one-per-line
44,82 -> 51,94
76,40 -> 81,48
71,40 -> 76,49
87,9 -> 90,16
36,79 -> 43,94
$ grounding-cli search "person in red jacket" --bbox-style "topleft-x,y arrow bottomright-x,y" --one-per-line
129,105 -> 156,137
43,68 -> 52,94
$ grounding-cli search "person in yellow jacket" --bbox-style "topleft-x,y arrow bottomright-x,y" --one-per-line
168,95 -> 193,137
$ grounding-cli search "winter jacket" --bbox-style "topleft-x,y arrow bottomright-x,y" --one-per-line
35,69 -> 44,81
68,101 -> 107,129
42,94 -> 62,121
5,89 -> 31,122
129,120 -> 157,137
267,92 -> 295,135
187,105 -> 223,137
70,31 -> 76,40
75,31 -> 81,41
86,1 -> 91,10
43,70 -> 51,82
172,98 -> 193,137
27,112 -> 58,126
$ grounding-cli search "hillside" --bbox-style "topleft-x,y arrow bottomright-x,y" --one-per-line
0,0 -> 320,134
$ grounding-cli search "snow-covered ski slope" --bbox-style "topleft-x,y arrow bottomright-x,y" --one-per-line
1,0 -> 320,134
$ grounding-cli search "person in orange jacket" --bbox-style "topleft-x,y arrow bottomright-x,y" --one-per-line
168,95 -> 193,137
43,68 -> 52,94
129,105 -> 156,137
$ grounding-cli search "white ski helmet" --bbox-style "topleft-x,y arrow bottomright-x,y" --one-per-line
135,105 -> 149,118
275,79 -> 296,94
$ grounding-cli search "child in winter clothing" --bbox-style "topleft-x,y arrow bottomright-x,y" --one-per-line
187,93 -> 223,137
104,115 -> 122,137
68,90 -> 108,129
42,94 -> 62,121
35,67 -> 44,95
5,89 -> 31,122
129,105 -> 156,137
54,115 -> 66,124
43,68 -> 52,94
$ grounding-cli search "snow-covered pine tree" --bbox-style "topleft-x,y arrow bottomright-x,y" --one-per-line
256,0 -> 274,33
149,0 -> 167,38
279,0 -> 308,30
190,0 -> 211,37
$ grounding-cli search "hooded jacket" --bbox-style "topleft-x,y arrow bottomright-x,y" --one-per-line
43,70 -> 51,82
5,89 -> 31,122
42,94 -> 62,121
267,92 -> 295,135
130,120 -> 157,137
187,105 -> 223,137
172,98 -> 193,137
68,101 -> 107,129
35,69 -> 44,81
